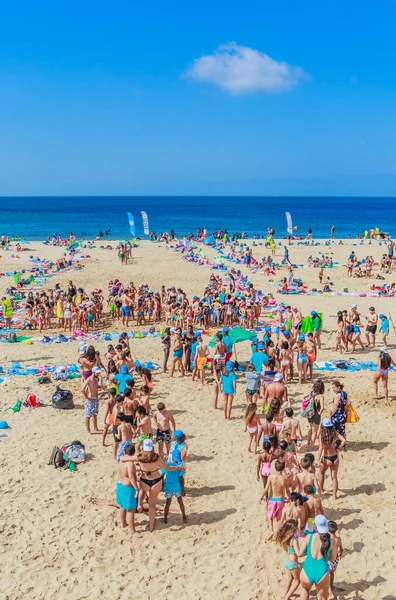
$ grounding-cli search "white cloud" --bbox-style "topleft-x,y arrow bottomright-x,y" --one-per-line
185,42 -> 309,94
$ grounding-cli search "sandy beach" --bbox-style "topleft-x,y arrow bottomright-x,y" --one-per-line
1,238 -> 396,600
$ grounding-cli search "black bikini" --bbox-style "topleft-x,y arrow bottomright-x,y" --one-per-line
140,473 -> 163,487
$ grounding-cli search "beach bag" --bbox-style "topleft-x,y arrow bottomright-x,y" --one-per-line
301,394 -> 316,419
346,403 -> 360,423
323,285 -> 331,292
48,446 -> 66,468
7,332 -> 17,343
62,440 -> 86,463
38,376 -> 51,384
52,386 -> 74,410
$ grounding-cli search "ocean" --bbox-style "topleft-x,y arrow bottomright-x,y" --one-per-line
0,196 -> 394,240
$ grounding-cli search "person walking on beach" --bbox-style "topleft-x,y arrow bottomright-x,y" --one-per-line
373,347 -> 396,401
317,419 -> 346,500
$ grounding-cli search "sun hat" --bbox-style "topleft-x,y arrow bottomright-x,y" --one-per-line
174,429 -> 184,439
142,438 -> 153,452
322,417 -> 333,428
315,515 -> 329,534
226,361 -> 234,370
274,373 -> 283,382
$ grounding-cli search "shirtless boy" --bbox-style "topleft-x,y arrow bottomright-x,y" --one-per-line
153,402 -> 176,458
115,444 -> 139,533
303,484 -> 324,534
281,407 -> 303,447
263,460 -> 290,540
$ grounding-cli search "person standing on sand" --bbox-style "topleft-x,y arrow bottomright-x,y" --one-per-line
329,381 -> 348,441
191,335 -> 209,384
115,444 -> 139,533
82,366 -> 103,433
365,306 -> 378,347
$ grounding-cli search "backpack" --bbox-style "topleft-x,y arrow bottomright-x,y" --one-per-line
48,446 -> 66,468
52,386 -> 75,410
301,394 -> 316,419
7,332 -> 17,343
323,285 -> 331,292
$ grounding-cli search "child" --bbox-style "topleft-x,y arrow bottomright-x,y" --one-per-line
115,413 -> 134,462
281,492 -> 306,533
135,364 -> 154,398
153,402 -> 176,459
281,407 -> 303,449
257,441 -> 272,502
111,395 -> 124,459
328,520 -> 343,600
303,484 -> 324,535
279,341 -> 291,383
263,459 -> 289,540
258,412 -> 276,447
138,385 -> 151,414
306,332 -> 317,380
102,386 -> 117,446
220,361 -> 237,421
135,405 -> 153,444
244,402 -> 261,453
162,449 -> 187,524
379,313 -> 390,346
275,518 -> 301,600
295,457 -> 320,496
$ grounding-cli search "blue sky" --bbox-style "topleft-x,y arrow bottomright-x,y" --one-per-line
1,0 -> 396,195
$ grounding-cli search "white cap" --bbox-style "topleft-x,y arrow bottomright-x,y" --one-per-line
274,373 -> 283,382
351,304 -> 357,309
79,348 -> 86,355
92,366 -> 101,373
315,514 -> 329,534
380,346 -> 389,353
292,305 -> 297,309
143,438 -> 153,452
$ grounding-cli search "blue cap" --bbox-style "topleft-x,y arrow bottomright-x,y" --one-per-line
310,310 -> 317,315
223,327 -> 229,333
226,361 -> 234,370
379,314 -> 386,319
251,336 -> 258,342
174,429 -> 184,439
257,342 -> 265,350
265,326 -> 271,332
284,330 -> 290,336
134,359 -> 141,367
171,449 -> 182,464
299,334 -> 305,340
120,364 -> 129,374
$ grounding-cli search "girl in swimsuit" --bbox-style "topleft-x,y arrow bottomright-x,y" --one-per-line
296,335 -> 308,384
279,341 -> 291,383
269,397 -> 284,433
244,402 -> 261,453
257,441 -> 272,502
318,419 -> 346,500
373,348 -> 396,401
275,518 -> 301,600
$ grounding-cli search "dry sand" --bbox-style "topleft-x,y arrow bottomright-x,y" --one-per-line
1,239 -> 396,599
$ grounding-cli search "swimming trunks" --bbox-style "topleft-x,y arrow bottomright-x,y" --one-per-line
173,348 -> 183,359
86,397 -> 99,418
121,306 -> 130,317
116,481 -> 138,510
197,357 -> 207,369
156,428 -> 172,444
267,497 -> 285,520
